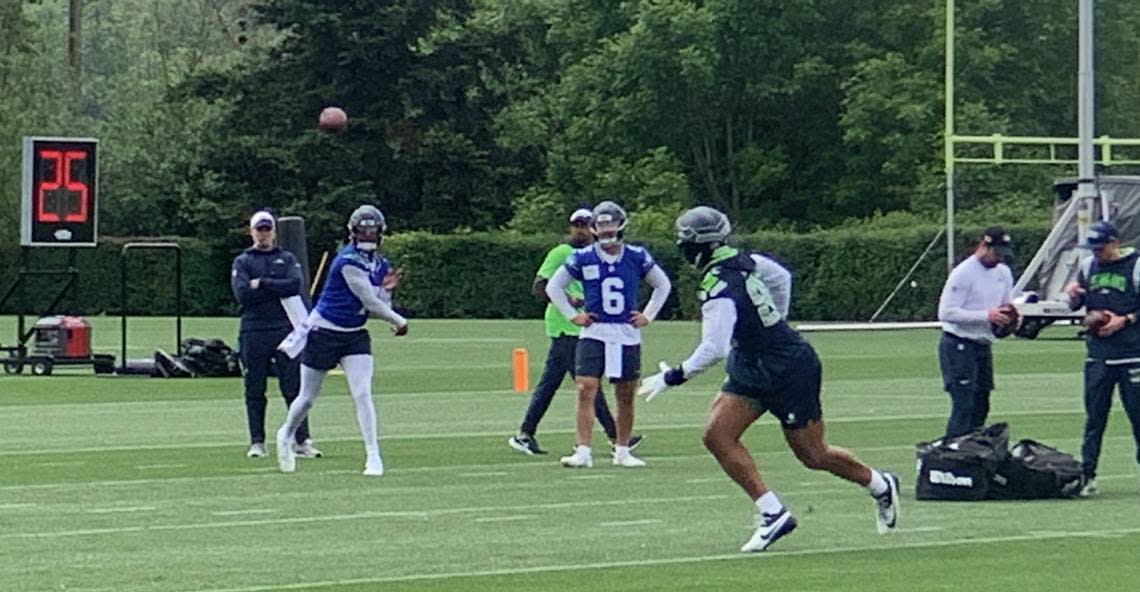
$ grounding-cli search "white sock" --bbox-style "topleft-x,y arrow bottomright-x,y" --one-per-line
280,365 -> 325,441
342,355 -> 381,460
576,445 -> 592,457
755,491 -> 783,515
614,445 -> 630,458
867,469 -> 889,497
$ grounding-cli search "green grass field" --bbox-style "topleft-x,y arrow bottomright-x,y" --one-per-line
2,317 -> 1139,591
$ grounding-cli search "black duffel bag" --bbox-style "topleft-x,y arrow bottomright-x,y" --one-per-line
915,423 -> 1010,501
989,439 -> 1084,500
178,338 -> 241,377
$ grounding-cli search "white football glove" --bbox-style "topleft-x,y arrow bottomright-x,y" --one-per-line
638,361 -> 675,402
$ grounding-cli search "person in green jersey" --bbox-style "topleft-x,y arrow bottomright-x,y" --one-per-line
509,208 -> 641,455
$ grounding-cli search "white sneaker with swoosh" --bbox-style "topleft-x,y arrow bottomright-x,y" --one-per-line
740,507 -> 797,552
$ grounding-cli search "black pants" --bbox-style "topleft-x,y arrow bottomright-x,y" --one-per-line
938,333 -> 994,438
240,327 -> 308,445
1081,359 -> 1140,479
519,335 -> 617,438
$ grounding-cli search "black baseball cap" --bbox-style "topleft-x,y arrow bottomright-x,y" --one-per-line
981,226 -> 1013,258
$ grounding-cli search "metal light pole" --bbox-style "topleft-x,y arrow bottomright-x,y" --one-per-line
944,0 -> 956,271
68,0 -> 82,100
1076,0 -> 1099,239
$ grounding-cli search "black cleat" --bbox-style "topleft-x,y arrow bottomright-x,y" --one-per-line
610,434 -> 644,453
508,435 -> 548,455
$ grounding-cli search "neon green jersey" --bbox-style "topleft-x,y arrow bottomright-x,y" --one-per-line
537,244 -> 585,337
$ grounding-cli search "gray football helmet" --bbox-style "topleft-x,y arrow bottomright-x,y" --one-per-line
591,201 -> 628,245
348,205 -> 386,251
675,206 -> 731,267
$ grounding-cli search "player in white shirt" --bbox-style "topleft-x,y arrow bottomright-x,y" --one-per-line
936,226 -> 1015,438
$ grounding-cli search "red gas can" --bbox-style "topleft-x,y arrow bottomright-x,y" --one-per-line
61,316 -> 92,358
33,316 -> 92,359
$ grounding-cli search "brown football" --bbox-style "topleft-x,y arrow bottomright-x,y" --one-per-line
1084,310 -> 1110,331
991,304 -> 1021,338
318,107 -> 348,132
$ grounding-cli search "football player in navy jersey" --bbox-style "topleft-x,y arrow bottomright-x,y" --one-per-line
275,205 -> 407,477
639,206 -> 900,552
546,201 -> 671,468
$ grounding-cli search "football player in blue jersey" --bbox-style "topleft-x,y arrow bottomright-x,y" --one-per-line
639,206 -> 900,552
546,201 -> 672,468
275,205 -> 408,477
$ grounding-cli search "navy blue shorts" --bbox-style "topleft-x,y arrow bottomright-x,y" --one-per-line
303,328 -> 371,371
575,338 -> 641,383
721,346 -> 822,430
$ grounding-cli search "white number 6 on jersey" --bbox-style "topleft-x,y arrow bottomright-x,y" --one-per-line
601,277 -> 625,315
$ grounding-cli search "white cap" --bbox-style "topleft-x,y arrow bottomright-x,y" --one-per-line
569,208 -> 593,223
249,211 -> 275,229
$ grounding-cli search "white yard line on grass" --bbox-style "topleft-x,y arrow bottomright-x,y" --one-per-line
457,471 -> 509,478
136,464 -> 187,470
212,509 -> 277,517
474,515 -> 536,523
599,519 -> 662,528
3,437 -> 1135,494
185,525 -> 1140,592
0,494 -> 729,541
87,506 -> 156,514
4,407 -> 1091,456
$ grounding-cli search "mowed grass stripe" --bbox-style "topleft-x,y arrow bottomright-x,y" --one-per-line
184,528 -> 1140,592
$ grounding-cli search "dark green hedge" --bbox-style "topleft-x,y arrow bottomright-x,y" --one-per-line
0,222 -> 1051,319
0,237 -> 233,316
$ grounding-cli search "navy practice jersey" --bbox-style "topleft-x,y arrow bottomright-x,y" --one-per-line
565,244 -> 656,324
700,248 -> 806,358
315,244 -> 390,329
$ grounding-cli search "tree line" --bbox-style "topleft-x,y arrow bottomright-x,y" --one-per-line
3,0 -> 1140,252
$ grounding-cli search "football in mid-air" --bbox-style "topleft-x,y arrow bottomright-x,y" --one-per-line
991,303 -> 1021,339
318,107 -> 348,132
1083,310 -> 1110,333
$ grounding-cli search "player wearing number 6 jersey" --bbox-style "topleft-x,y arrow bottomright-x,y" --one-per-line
546,201 -> 671,468
637,206 -> 900,552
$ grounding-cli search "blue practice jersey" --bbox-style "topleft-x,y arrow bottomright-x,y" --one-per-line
565,244 -> 656,324
315,244 -> 390,329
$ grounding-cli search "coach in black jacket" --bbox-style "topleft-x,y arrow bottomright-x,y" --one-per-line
231,211 -> 320,459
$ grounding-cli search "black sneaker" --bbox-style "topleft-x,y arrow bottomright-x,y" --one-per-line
508,435 -> 547,455
610,434 -> 644,453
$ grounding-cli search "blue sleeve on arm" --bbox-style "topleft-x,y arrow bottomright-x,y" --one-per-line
639,248 -> 656,277
564,252 -> 585,280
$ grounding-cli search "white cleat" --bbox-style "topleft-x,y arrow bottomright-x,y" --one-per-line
874,471 -> 901,534
363,458 -> 385,477
246,443 -> 267,458
294,439 -> 323,459
1080,478 -> 1099,497
276,427 -> 296,473
612,452 -> 647,468
740,507 -> 797,552
560,447 -> 593,468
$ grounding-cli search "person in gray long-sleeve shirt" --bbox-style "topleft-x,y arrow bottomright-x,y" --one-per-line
936,226 -> 1015,438
231,211 -> 320,459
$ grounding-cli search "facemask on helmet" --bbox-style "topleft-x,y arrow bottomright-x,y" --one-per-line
591,201 -> 628,246
348,205 -> 386,252
675,206 -> 731,268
